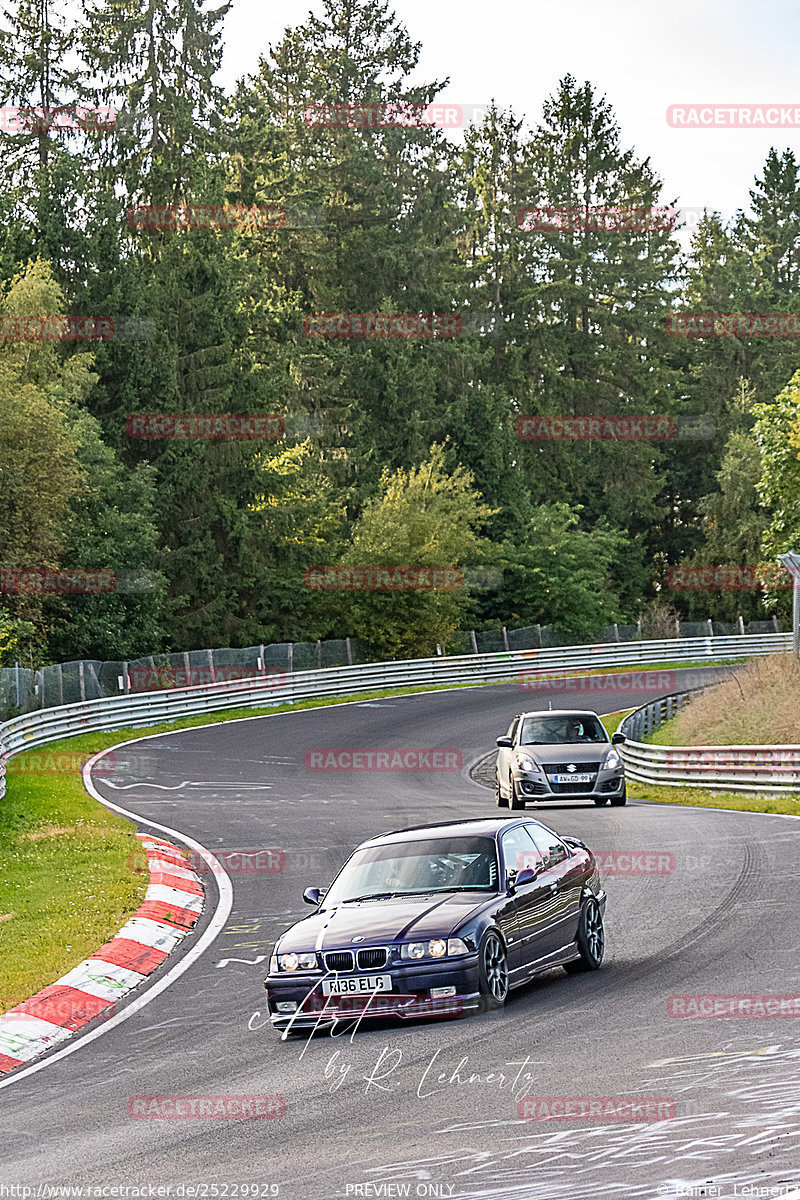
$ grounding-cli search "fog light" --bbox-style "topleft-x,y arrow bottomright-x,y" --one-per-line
275,1001 -> 298,1013
430,987 -> 456,998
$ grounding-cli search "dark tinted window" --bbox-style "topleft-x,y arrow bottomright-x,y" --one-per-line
520,714 -> 608,745
325,836 -> 500,904
527,824 -> 569,868
501,825 -> 540,879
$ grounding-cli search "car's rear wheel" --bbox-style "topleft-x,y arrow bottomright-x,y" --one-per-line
509,776 -> 525,810
609,785 -> 627,807
478,931 -> 509,1009
564,898 -> 605,973
496,775 -> 508,808
593,796 -> 609,806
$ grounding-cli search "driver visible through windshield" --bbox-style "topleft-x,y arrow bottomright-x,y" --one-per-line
324,836 -> 499,905
520,715 -> 609,745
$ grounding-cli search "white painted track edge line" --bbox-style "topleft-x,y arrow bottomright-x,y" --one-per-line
0,741 -> 233,1092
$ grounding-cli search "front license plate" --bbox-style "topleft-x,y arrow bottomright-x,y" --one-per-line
552,773 -> 594,784
321,974 -> 392,996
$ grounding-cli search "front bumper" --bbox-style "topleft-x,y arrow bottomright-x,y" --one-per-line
513,767 -> 625,801
264,955 -> 481,1030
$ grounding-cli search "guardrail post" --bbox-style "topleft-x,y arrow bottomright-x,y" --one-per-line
707,619 -> 714,636
57,666 -> 63,707
613,624 -> 620,642
470,631 -> 478,654
14,662 -> 20,709
287,644 -> 293,673
183,651 -> 191,685
346,637 -> 353,666
502,626 -> 509,652
79,661 -> 85,702
738,616 -> 745,635
316,640 -> 322,669
773,616 -> 780,633
122,662 -> 129,694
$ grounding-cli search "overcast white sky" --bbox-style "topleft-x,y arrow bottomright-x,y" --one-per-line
217,0 -> 800,227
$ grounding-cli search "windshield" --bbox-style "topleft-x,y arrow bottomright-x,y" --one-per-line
323,836 -> 499,905
519,715 -> 609,745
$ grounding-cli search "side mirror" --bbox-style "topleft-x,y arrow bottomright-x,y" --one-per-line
515,867 -> 536,888
612,732 -> 626,745
303,886 -> 325,906
496,735 -> 513,748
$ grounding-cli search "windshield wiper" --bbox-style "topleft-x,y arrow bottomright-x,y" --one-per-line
346,891 -> 400,902
345,888 -> 456,902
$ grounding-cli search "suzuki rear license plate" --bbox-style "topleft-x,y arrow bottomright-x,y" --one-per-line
552,773 -> 594,784
321,974 -> 392,996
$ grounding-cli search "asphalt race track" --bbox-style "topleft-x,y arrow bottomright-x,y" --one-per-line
3,667 -> 800,1199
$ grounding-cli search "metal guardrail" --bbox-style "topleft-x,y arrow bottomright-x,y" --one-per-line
619,684 -> 800,796
0,631 -> 792,800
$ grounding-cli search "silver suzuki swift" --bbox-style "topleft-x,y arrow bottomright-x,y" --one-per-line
495,709 -> 627,808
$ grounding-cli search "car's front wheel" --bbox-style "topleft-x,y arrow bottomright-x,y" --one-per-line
496,775 -> 508,808
478,930 -> 509,1009
509,776 -> 525,810
565,898 -> 605,973
609,784 -> 627,807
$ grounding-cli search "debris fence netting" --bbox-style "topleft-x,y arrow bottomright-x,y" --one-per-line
0,616 -> 784,718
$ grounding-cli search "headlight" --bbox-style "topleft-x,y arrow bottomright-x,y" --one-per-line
401,938 -> 470,960
516,753 -> 538,772
278,952 -> 317,971
605,750 -> 621,770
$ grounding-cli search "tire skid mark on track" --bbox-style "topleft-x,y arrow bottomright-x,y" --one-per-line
2,667 -> 796,1197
